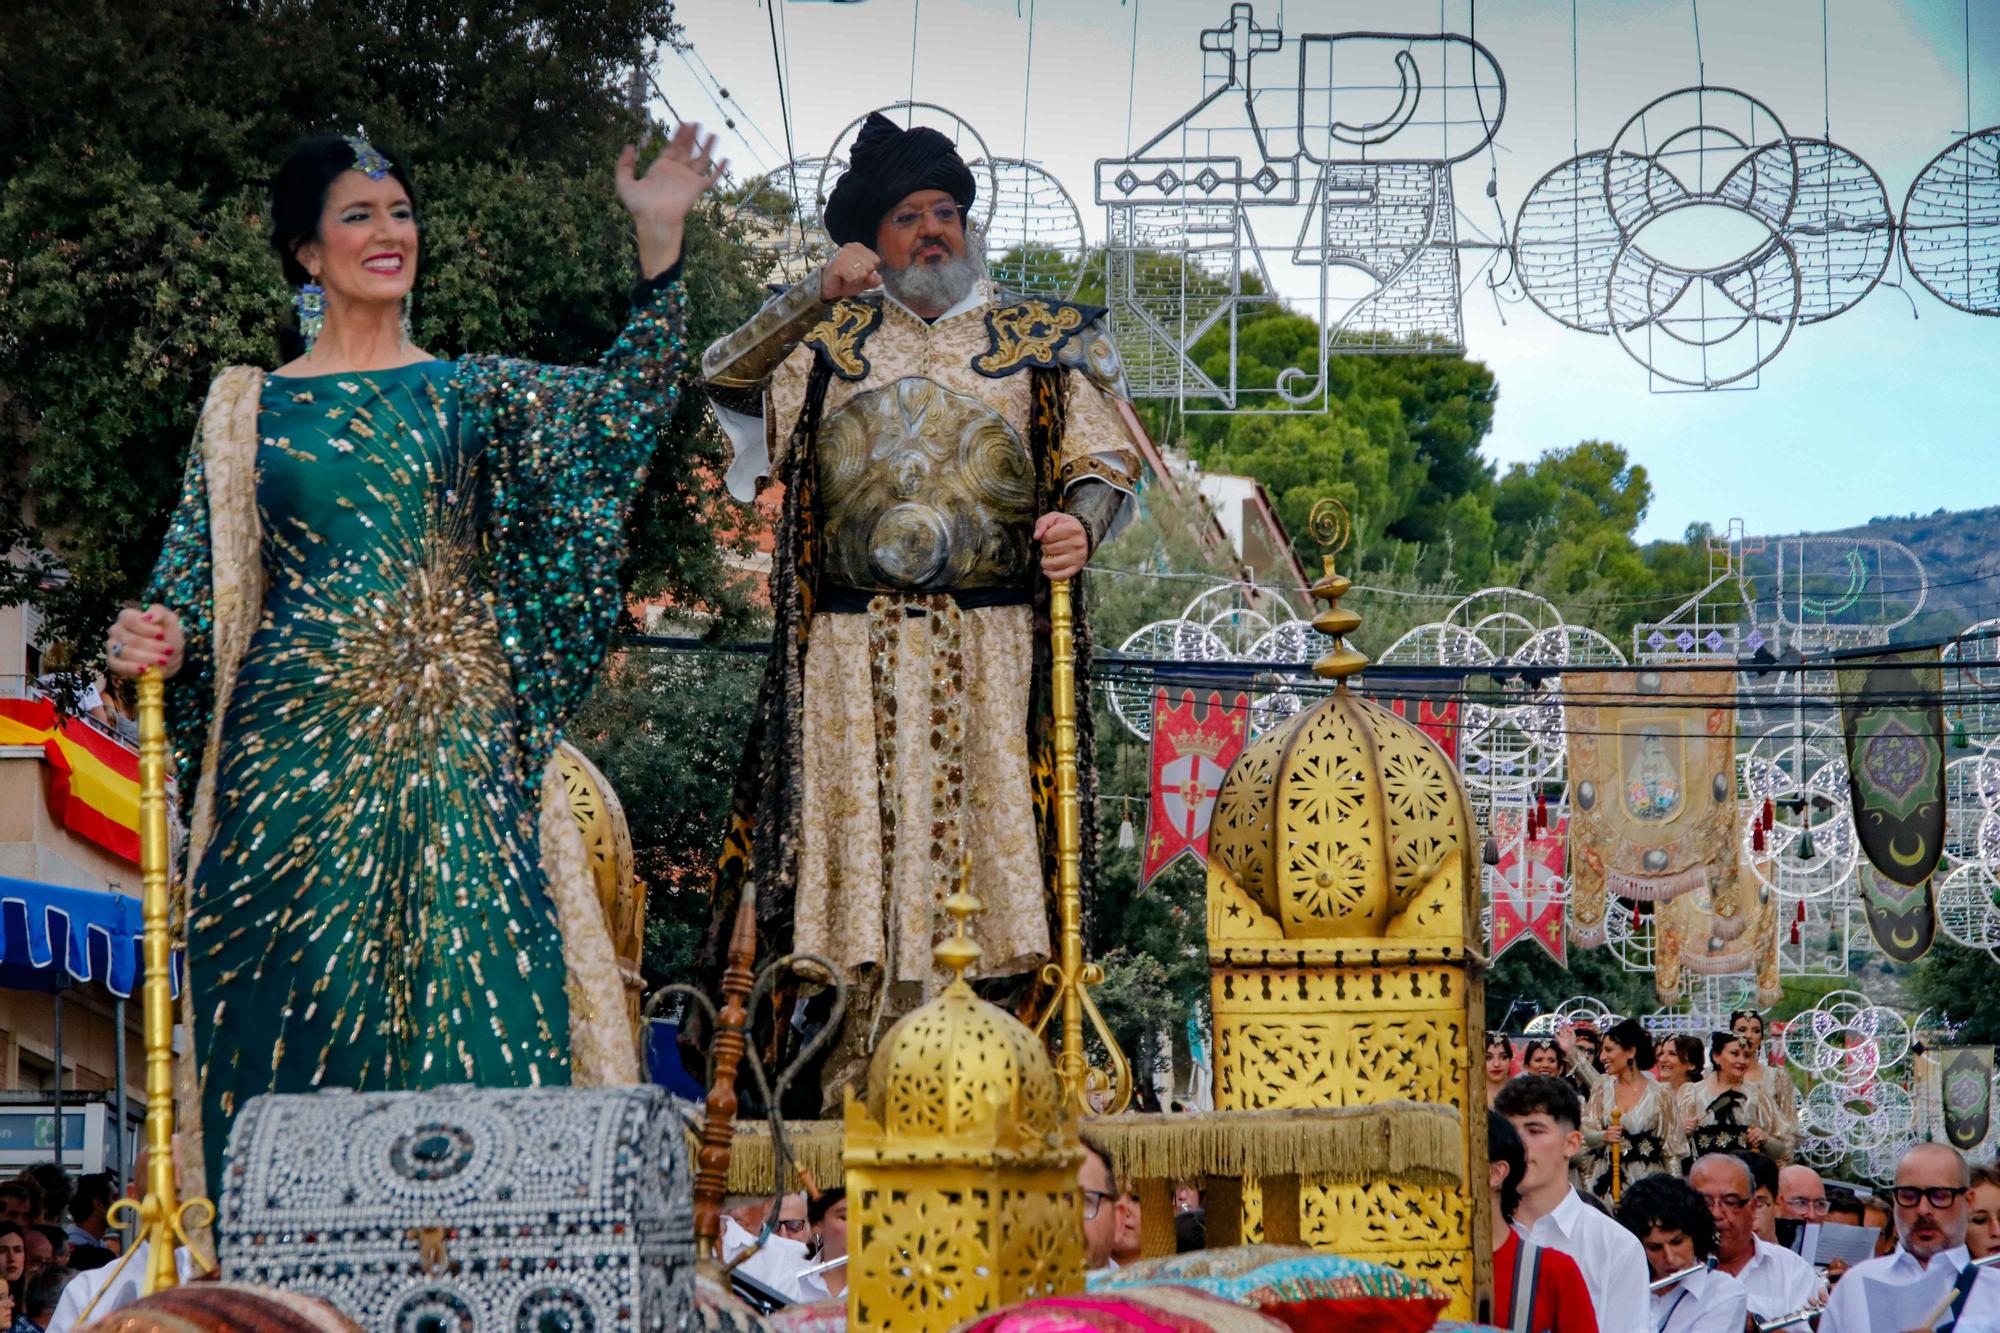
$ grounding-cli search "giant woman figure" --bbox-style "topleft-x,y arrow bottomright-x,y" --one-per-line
104,124 -> 722,1202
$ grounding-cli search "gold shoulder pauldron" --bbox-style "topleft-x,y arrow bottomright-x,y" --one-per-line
803,298 -> 885,382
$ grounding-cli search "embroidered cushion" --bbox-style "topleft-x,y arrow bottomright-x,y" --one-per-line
1090,1246 -> 1447,1333
957,1285 -> 1292,1332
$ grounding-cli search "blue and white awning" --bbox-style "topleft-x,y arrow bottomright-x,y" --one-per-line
0,876 -> 173,998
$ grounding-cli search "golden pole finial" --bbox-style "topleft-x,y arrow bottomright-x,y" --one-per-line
102,671 -> 213,1296
1029,578 -> 1132,1117
1306,499 -> 1368,688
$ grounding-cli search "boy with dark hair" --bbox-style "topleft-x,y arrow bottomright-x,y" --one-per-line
1495,1075 -> 1649,1333
1616,1175 -> 1748,1332
1489,1109 -> 1598,1333
64,1174 -> 114,1255
1738,1150 -> 1779,1242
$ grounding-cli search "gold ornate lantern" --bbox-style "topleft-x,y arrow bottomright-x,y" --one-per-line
1205,503 -> 1490,1316
844,892 -> 1084,1330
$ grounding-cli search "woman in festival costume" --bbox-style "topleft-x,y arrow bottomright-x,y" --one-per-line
1522,1037 -> 1563,1077
1556,1019 -> 1607,1098
1675,1031 -> 1792,1173
1654,1032 -> 1704,1095
1579,1018 -> 1683,1195
1729,1008 -> 1800,1156
103,124 -> 722,1204
1484,1032 -> 1516,1106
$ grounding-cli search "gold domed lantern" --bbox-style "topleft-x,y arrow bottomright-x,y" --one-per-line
844,892 -> 1084,1330
1205,502 -> 1489,1316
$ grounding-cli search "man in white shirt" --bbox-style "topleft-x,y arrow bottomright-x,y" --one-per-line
1690,1154 -> 1826,1322
1615,1172 -> 1750,1333
1496,1074 -> 1650,1333
1820,1142 -> 2000,1333
47,1240 -> 197,1333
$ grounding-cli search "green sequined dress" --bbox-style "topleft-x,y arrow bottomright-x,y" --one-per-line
145,277 -> 686,1202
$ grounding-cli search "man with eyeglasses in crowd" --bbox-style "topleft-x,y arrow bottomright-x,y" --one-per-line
1820,1142 -> 2000,1333
1687,1154 -> 1825,1326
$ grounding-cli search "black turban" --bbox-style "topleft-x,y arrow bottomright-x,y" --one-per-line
822,112 -> 976,247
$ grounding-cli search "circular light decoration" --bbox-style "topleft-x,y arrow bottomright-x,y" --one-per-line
1739,720 -> 1856,902
1900,127 -> 2000,316
978,156 -> 1089,299
1719,138 -> 1894,324
1513,151 -> 1623,333
729,157 -> 838,285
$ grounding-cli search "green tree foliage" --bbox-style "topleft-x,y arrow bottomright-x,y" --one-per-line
568,647 -> 761,985
0,0 -> 770,656
1907,939 -> 2000,1045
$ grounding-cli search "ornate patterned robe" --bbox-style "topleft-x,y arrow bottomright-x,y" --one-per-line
701,277 -> 1141,1088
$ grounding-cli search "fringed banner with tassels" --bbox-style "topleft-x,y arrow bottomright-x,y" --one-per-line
1840,648 -> 1945,958
1488,805 -> 1567,964
1940,1047 -> 1996,1153
1562,669 -> 1745,946
1141,687 -> 1250,886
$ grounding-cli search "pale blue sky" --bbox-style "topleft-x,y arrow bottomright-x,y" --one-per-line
660,0 -> 1998,542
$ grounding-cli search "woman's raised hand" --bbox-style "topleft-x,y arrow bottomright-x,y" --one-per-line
617,122 -> 726,278
105,604 -> 184,679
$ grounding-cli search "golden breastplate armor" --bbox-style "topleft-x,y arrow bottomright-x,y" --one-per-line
818,376 -> 1035,594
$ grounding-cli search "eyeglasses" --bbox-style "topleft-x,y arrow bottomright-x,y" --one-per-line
1783,1197 -> 1833,1216
887,203 -> 966,232
1890,1186 -> 1970,1209
775,1218 -> 809,1235
1082,1189 -> 1114,1221
1698,1193 -> 1752,1212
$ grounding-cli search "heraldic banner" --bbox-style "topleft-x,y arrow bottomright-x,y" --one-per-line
1488,805 -> 1567,964
1839,647 -> 1945,959
1361,673 -> 1461,763
1562,669 -> 1746,947
1141,687 -> 1250,886
1939,1046 -> 1996,1152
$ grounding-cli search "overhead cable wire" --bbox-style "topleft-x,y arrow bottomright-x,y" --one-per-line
762,0 -> 797,169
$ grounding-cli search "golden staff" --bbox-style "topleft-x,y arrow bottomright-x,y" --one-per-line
1609,1106 -> 1624,1202
1030,578 -> 1132,1117
101,671 -> 214,1295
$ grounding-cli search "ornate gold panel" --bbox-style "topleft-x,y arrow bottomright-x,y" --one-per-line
851,1184 -> 995,1329
1212,964 -> 1464,1011
1213,1015 -> 1469,1111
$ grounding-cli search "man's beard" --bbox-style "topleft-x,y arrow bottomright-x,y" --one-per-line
882,234 -> 987,314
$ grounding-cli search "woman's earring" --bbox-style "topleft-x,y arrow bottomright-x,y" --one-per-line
296,282 -> 325,353
400,294 -> 413,350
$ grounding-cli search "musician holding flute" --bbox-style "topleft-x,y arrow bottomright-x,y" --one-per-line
1616,1174 -> 1749,1332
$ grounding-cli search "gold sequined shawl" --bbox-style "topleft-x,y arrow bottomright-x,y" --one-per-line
171,367 -> 637,1195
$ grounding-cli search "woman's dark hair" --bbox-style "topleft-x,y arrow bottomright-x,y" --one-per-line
1486,1032 -> 1514,1061
1521,1036 -> 1561,1066
1604,1017 -> 1657,1071
269,134 -> 417,359
1710,1029 -> 1745,1062
1729,1008 -> 1765,1034
1617,1174 -> 1717,1259
807,1188 -> 845,1226
1488,1109 -> 1527,1224
1668,1033 -> 1706,1076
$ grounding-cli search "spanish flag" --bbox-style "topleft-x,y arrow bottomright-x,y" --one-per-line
0,698 -> 140,864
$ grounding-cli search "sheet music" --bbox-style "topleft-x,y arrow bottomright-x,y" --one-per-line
1794,1222 -> 1885,1268
1863,1262 -> 1958,1332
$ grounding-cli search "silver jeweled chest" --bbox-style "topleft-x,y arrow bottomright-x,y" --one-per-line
221,1083 -> 694,1331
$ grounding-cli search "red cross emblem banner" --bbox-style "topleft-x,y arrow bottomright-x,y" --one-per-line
1142,688 -> 1250,886
1489,806 -> 1568,964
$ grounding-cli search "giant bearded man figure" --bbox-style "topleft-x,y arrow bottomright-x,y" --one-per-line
698,113 -> 1142,1105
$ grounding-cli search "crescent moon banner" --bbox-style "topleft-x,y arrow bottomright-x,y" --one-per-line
1838,649 -> 1946,932
1939,1047 -> 1995,1153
